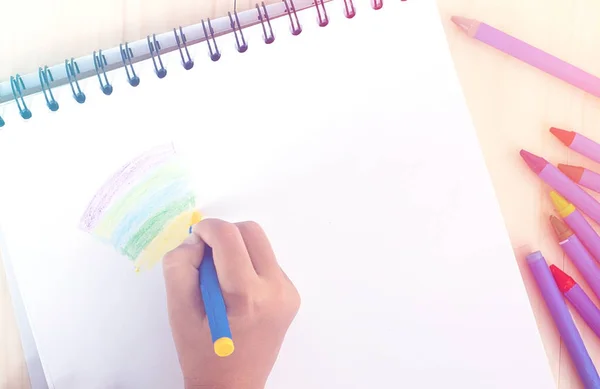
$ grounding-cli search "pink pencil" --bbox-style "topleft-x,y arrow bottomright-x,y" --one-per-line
452,16 -> 600,98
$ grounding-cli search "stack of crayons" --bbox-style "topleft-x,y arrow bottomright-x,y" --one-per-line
521,128 -> 600,388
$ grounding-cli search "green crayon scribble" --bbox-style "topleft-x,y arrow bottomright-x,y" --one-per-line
94,161 -> 187,238
121,194 -> 196,259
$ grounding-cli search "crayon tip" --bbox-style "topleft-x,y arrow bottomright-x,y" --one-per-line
549,265 -> 576,293
519,149 -> 547,174
549,215 -> 573,241
550,127 -> 576,146
549,191 -> 576,218
191,210 -> 202,225
557,164 -> 584,183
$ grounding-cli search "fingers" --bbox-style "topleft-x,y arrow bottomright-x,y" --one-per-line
192,218 -> 259,295
236,221 -> 280,277
163,238 -> 207,322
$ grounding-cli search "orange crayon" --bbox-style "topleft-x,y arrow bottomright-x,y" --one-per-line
558,164 -> 600,194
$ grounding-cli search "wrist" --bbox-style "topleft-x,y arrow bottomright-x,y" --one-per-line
184,381 -> 233,389
184,378 -> 264,389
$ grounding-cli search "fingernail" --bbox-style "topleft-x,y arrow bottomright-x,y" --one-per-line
183,233 -> 201,245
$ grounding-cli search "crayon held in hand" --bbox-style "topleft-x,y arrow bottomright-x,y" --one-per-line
551,265 -> 600,340
558,164 -> 600,194
549,215 -> 600,300
550,191 -> 600,263
526,251 -> 600,388
200,245 -> 234,357
520,150 -> 600,224
551,127 -> 600,165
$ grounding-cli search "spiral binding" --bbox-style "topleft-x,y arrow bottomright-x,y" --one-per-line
257,2 -> 275,44
148,34 -> 168,78
202,18 -> 222,61
66,58 -> 86,104
94,50 -> 113,96
0,0 -> 405,128
174,26 -> 194,70
283,0 -> 302,35
39,67 -> 59,112
229,11 -> 249,53
10,75 -> 32,120
120,43 -> 140,87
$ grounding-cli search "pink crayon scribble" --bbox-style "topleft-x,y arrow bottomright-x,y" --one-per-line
79,143 -> 176,232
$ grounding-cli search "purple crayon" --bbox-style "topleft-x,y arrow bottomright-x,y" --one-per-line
521,150 -> 600,225
550,215 -> 600,300
526,251 -> 600,388
550,191 -> 600,263
551,265 -> 600,340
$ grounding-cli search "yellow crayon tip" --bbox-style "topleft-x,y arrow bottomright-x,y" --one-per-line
191,210 -> 202,225
134,266 -> 140,273
549,191 -> 575,218
214,337 -> 235,357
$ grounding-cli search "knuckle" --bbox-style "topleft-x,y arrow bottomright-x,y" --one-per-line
287,286 -> 301,312
237,221 -> 267,242
238,220 -> 263,233
273,281 -> 301,314
161,245 -> 191,273
227,291 -> 257,315
210,219 -> 240,239
161,249 -> 180,274
162,247 -> 180,267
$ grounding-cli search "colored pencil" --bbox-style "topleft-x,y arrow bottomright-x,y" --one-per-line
549,215 -> 600,300
520,150 -> 600,224
451,16 -> 600,98
558,164 -> 600,194
551,127 -> 600,165
550,191 -> 600,263
551,265 -> 600,340
526,251 -> 600,388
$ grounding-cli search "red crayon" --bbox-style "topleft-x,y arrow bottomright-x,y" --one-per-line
558,164 -> 600,194
551,265 -> 600,339
551,127 -> 600,165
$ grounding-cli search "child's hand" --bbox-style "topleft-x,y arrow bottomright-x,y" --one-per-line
163,218 -> 301,389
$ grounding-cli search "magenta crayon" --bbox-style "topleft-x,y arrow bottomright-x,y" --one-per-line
451,17 -> 600,98
558,164 -> 600,194
551,265 -> 600,340
550,215 -> 600,300
551,127 -> 600,165
550,191 -> 600,264
526,251 -> 600,388
520,150 -> 600,225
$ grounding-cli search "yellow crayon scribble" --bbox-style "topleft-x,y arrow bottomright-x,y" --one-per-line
133,209 -> 202,272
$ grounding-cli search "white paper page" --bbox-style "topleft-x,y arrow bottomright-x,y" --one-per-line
0,1 -> 554,388
1,238 -> 48,389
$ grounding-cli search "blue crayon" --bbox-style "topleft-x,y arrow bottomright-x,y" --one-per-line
198,240 -> 234,357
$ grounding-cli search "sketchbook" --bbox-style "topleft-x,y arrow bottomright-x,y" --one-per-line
0,0 -> 554,388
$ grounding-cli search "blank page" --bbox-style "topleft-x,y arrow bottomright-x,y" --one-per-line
0,1 -> 553,388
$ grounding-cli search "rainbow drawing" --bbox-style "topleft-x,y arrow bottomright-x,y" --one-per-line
79,143 -> 201,272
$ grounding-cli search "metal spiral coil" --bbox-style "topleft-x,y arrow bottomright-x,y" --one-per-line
0,0 -> 403,128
